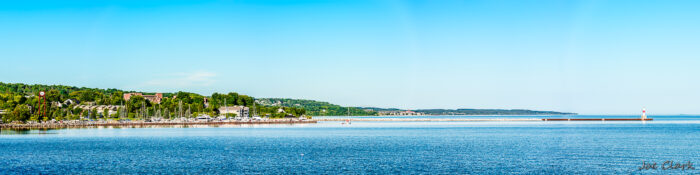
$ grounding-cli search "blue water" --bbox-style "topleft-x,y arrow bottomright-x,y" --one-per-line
1,116 -> 699,174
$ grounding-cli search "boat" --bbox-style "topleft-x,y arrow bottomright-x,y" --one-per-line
196,114 -> 212,122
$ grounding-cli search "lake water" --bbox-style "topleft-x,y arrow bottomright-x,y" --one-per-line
1,115 -> 699,174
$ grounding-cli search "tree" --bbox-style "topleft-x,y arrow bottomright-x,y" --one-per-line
110,91 -> 124,105
103,108 -> 109,119
70,90 -> 103,103
115,107 -> 122,119
47,89 -> 61,102
30,114 -> 40,122
227,92 -> 239,105
126,95 -> 148,113
10,104 -> 31,122
15,95 -> 27,104
55,109 -> 65,121
90,108 -> 97,119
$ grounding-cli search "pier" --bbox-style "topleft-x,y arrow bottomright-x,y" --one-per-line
542,118 -> 653,121
319,118 -> 653,122
320,118 -> 538,122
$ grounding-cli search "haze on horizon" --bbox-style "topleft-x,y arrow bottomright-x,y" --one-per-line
1,0 -> 699,115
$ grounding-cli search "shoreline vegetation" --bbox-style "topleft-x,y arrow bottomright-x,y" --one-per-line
0,82 -> 309,124
0,82 -> 577,126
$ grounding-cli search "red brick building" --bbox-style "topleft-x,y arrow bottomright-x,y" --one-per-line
124,93 -> 164,104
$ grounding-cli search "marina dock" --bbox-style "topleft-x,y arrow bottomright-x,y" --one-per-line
0,120 -> 317,130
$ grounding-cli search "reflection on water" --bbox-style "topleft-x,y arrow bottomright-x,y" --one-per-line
0,115 -> 699,174
0,129 -> 57,135
315,115 -> 700,120
1,123 -> 319,135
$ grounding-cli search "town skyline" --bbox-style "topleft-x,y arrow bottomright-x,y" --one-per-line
2,0 -> 700,114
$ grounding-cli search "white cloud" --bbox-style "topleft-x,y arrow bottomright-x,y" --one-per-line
141,71 -> 218,89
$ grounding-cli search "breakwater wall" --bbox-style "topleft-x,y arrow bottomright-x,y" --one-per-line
317,118 -> 542,122
542,118 -> 653,121
318,118 -> 653,122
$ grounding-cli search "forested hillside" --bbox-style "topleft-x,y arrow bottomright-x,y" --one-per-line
0,82 -> 306,122
257,98 -> 378,116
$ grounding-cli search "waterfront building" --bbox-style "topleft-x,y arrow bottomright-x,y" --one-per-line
124,93 -> 163,104
52,101 -> 63,107
218,106 -> 249,118
63,99 -> 80,106
284,114 -> 298,119
74,105 -> 124,116
378,110 -> 425,116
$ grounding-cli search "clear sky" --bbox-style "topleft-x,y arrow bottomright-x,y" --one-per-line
1,0 -> 699,114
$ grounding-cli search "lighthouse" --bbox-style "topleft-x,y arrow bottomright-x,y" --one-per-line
641,108 -> 647,120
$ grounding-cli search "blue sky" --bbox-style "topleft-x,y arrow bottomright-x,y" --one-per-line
1,0 -> 699,114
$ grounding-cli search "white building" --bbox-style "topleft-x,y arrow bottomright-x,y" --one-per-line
219,105 -> 249,118
74,105 -> 123,116
379,110 -> 425,116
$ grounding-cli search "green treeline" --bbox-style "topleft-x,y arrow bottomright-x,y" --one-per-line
0,82 -> 306,123
257,98 -> 378,116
